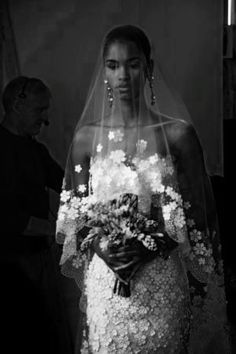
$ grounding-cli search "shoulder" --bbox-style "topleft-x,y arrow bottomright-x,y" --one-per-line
72,125 -> 95,148
148,110 -> 192,139
153,117 -> 200,153
149,111 -> 199,147
71,124 -> 99,159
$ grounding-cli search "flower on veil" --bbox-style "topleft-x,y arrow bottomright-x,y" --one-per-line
108,129 -> 124,142
96,144 -> 103,153
75,164 -> 82,174
136,139 -> 147,154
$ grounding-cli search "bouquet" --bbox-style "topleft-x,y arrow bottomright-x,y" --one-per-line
77,193 -> 177,297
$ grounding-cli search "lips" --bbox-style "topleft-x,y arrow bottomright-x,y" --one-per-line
118,86 -> 130,93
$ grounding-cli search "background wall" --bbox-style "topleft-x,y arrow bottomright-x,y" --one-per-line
8,0 -> 223,174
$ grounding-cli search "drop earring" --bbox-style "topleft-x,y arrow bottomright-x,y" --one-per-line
149,75 -> 156,106
104,79 -> 113,107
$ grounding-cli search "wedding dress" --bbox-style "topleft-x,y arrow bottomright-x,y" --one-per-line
56,25 -> 230,353
57,123 -> 230,353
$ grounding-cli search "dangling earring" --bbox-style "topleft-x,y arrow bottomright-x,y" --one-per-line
104,79 -> 113,107
149,75 -> 156,106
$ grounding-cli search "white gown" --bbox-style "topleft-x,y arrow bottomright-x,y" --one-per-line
84,251 -> 190,354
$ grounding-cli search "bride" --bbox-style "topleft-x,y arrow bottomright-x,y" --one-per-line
56,25 -> 230,353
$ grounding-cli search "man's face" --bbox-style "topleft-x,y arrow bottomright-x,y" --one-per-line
19,93 -> 50,136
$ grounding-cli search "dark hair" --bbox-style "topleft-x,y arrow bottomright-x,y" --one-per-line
103,25 -> 151,64
2,76 -> 51,113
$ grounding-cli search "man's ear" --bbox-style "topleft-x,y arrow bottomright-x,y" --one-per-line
12,96 -> 26,114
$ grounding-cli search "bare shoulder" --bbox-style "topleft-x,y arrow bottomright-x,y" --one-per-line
72,124 -> 98,153
164,119 -> 195,145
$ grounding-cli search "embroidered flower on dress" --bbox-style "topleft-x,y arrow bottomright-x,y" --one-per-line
109,150 -> 126,164
78,184 -> 87,193
70,197 -> 80,209
60,190 -> 71,203
149,154 -> 159,165
67,206 -> 78,220
57,204 -> 69,221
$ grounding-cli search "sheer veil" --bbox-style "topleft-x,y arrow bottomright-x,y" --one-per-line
56,25 -> 230,353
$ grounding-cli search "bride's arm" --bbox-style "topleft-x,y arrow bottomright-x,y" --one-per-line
171,121 -> 222,290
56,126 -> 92,265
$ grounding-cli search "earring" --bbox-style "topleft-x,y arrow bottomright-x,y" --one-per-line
104,79 -> 113,107
149,75 -> 156,106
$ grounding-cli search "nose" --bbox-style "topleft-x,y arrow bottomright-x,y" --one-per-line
119,65 -> 130,82
42,111 -> 49,126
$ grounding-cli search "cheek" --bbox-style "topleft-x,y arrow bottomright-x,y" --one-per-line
131,70 -> 144,89
106,74 -> 117,89
105,68 -> 119,87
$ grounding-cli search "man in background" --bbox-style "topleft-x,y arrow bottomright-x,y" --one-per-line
0,76 -> 72,353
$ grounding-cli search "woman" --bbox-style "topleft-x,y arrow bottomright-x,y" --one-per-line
56,25 -> 230,353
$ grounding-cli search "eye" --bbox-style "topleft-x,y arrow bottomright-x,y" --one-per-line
129,60 -> 141,69
105,61 -> 119,71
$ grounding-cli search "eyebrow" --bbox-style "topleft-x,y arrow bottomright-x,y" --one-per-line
105,57 -> 141,63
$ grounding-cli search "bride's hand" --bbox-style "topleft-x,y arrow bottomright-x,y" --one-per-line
92,237 -> 159,283
109,242 -> 158,270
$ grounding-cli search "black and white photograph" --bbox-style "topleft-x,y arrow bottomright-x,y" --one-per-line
0,1 -> 235,353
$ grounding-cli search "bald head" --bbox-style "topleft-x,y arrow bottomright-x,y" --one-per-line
2,76 -> 51,114
2,76 -> 51,137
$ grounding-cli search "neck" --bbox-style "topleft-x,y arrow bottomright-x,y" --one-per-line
1,112 -> 26,137
112,94 -> 148,126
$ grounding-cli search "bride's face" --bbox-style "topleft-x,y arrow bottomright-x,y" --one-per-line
104,40 -> 146,103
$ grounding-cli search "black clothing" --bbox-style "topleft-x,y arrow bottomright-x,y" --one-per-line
0,125 -> 72,353
0,124 -> 64,235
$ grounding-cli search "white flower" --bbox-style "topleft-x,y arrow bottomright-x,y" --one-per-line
60,190 -> 71,203
108,129 -> 124,142
149,153 -> 159,165
108,131 -> 115,140
75,164 -> 82,174
96,144 -> 103,153
70,197 -> 81,209
67,207 -> 78,220
184,201 -> 191,210
57,204 -> 69,221
115,129 -> 124,142
193,243 -> 206,255
190,229 -> 202,242
187,218 -> 195,228
199,258 -> 205,265
137,159 -> 150,172
162,205 -> 172,220
78,184 -> 87,193
136,139 -> 147,154
109,150 -> 126,164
